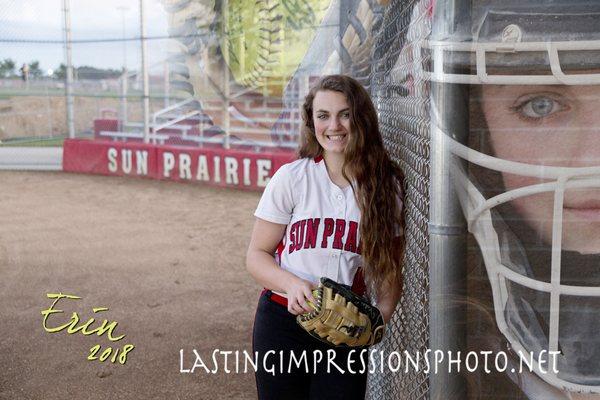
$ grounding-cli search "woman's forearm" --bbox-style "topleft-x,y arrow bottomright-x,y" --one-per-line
246,248 -> 304,293
376,278 -> 402,323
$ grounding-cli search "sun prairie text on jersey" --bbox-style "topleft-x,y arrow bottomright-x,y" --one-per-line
287,218 -> 362,255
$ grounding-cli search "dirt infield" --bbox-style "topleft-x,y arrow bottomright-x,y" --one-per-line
0,171 -> 263,399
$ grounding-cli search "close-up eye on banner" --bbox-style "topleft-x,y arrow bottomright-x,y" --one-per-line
1,0 -> 599,399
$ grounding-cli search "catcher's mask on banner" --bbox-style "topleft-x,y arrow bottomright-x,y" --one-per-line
424,0 -> 600,395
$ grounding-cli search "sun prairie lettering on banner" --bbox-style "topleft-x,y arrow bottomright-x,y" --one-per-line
159,151 -> 273,187
107,148 -> 273,186
62,140 -> 296,190
41,293 -> 135,365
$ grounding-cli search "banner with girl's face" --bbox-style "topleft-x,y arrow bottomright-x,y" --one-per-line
421,1 -> 600,398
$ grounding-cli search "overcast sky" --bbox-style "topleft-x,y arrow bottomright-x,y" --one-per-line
0,0 -> 171,73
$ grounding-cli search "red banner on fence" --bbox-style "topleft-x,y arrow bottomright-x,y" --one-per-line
63,139 -> 296,190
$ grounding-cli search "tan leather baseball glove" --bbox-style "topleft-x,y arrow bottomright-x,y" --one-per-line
297,277 -> 385,347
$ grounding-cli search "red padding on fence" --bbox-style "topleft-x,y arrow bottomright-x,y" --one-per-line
63,139 -> 159,178
63,139 -> 296,191
93,119 -> 119,140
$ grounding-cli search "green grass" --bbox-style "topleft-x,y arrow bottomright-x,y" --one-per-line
0,136 -> 67,147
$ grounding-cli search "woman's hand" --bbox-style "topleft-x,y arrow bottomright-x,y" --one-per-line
377,235 -> 405,323
378,301 -> 397,324
283,276 -> 317,316
376,275 -> 402,324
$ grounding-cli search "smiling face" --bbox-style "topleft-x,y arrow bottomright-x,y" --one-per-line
312,90 -> 353,156
481,84 -> 600,254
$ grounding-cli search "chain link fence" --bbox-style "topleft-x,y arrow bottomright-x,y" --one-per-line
0,0 -> 171,145
366,1 -> 431,399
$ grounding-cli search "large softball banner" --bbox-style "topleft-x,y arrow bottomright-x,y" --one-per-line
1,1 -> 371,399
3,0 -> 600,399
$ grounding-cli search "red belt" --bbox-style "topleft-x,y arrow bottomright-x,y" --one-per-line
261,280 -> 364,308
261,289 -> 288,307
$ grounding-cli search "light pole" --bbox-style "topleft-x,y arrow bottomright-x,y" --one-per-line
140,0 -> 150,143
117,6 -> 130,129
62,0 -> 75,139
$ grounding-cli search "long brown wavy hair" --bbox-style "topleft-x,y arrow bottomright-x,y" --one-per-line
298,74 -> 405,293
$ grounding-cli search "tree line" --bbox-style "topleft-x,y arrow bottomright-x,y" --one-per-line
0,58 -> 123,80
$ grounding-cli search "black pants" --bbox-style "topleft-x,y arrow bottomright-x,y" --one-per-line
252,291 -> 368,400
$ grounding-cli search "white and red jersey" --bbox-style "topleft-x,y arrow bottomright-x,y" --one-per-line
255,156 -> 402,292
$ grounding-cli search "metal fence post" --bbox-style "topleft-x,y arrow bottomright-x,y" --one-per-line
62,0 -> 75,139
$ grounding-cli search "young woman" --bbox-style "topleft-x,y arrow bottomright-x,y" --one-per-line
246,74 -> 405,400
